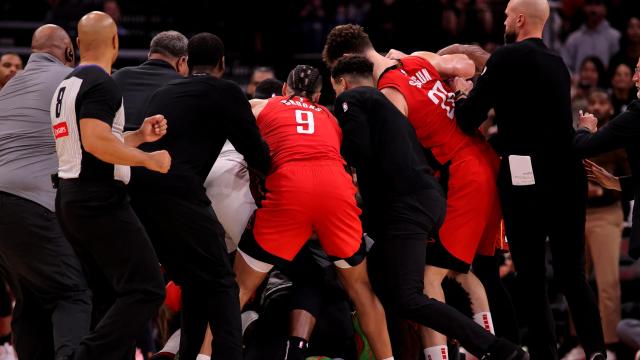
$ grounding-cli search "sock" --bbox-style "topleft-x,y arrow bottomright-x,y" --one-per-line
196,355 -> 210,360
381,357 -> 395,360
424,345 -> 449,360
473,312 -> 495,334
284,336 -> 308,360
159,329 -> 181,355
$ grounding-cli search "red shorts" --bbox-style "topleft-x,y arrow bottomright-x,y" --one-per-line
433,139 -> 502,268
249,161 -> 363,265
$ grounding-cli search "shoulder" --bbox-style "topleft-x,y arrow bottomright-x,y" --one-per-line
627,100 -> 640,113
111,66 -> 134,79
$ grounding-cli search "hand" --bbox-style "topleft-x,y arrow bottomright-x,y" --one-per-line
578,110 -> 597,133
385,49 -> 409,60
145,150 -> 171,173
139,115 -> 168,143
587,181 -> 604,198
248,168 -> 266,207
584,159 -> 621,191
452,77 -> 473,95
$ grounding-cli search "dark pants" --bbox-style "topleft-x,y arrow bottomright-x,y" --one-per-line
498,160 -> 605,359
0,191 -> 91,360
473,252 -> 520,344
368,189 -> 497,357
55,180 -> 165,360
129,193 -> 242,360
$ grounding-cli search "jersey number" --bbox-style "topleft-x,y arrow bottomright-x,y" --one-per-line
55,86 -> 66,118
427,81 -> 455,120
295,110 -> 315,134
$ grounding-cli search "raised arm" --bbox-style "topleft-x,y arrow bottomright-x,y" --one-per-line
574,103 -> 640,158
410,51 -> 475,80
81,119 -> 170,173
437,44 -> 490,74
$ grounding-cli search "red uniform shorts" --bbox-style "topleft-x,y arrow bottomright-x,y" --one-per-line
427,138 -> 502,272
241,161 -> 364,269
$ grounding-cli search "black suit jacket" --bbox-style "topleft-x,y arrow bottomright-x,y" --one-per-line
112,59 -> 182,130
574,100 -> 640,258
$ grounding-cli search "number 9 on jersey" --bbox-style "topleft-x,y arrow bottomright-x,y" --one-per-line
295,110 -> 315,134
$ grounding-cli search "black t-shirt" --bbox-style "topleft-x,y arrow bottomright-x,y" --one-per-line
333,86 -> 438,208
51,65 -> 129,183
129,75 -> 271,204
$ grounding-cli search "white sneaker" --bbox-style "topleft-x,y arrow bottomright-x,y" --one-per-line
605,350 -> 616,360
562,346 -> 586,360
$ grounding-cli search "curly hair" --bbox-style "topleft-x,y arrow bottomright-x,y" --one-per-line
322,24 -> 372,67
330,55 -> 373,79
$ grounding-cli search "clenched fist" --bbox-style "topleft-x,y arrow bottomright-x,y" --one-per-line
145,150 -> 171,173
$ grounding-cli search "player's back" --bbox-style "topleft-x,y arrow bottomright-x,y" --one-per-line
256,95 -> 343,172
378,55 -> 470,166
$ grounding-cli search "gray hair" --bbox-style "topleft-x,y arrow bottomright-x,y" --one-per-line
149,31 -> 188,59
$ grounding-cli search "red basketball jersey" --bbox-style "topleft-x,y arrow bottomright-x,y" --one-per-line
377,55 -> 471,165
256,96 -> 344,171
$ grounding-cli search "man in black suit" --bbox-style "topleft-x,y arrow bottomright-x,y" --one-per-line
113,30 -> 188,130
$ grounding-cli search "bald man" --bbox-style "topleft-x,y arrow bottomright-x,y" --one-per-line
0,24 -> 92,360
0,52 -> 22,90
50,12 -> 168,360
448,0 -> 607,358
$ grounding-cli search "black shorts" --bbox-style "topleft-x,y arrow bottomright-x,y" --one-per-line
425,235 -> 471,274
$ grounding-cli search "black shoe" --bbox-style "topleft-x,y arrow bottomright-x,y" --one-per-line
482,339 -> 529,360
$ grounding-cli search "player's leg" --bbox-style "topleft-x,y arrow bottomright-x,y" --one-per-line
312,164 -> 393,359
335,259 -> 392,359
420,265 -> 449,359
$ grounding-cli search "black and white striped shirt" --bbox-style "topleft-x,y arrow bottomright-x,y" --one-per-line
50,65 -> 130,183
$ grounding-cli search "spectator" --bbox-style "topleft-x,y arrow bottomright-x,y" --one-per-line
112,30 -> 188,131
300,0 -> 326,52
0,53 -> 23,90
583,90 -> 629,360
103,0 -> 127,36
610,16 -> 640,74
562,0 -> 620,73
246,66 -> 275,99
610,63 -> 637,117
572,56 -> 607,125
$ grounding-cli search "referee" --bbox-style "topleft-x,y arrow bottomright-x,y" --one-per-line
0,24 -> 91,360
449,0 -> 606,358
50,12 -> 169,360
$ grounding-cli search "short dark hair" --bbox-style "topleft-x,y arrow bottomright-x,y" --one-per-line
150,31 -> 188,58
331,55 -> 373,80
254,78 -> 283,99
286,65 -> 322,99
322,24 -> 372,67
1,52 -> 21,60
187,32 -> 224,70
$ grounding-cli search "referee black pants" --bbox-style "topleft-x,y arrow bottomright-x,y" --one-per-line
0,191 -> 91,360
55,180 -> 165,360
367,189 -> 498,357
130,193 -> 242,360
498,161 -> 605,359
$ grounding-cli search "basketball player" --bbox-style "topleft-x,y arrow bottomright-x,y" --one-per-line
234,65 -> 394,360
323,25 -> 504,359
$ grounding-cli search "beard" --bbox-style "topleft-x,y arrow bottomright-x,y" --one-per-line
504,30 -> 517,44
